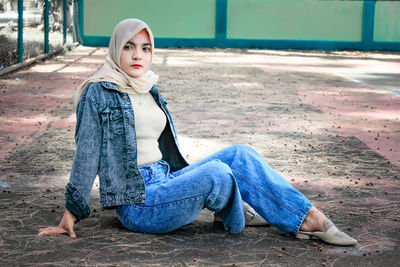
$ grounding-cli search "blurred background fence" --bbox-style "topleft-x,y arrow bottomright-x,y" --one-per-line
0,0 -> 75,68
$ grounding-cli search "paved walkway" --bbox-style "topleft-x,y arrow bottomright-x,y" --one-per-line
0,47 -> 399,266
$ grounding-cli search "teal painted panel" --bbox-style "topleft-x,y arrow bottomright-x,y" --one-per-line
75,0 -> 400,51
227,0 -> 363,41
83,0 -> 216,38
374,1 -> 400,42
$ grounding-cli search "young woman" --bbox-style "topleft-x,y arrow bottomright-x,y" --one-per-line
38,19 -> 357,246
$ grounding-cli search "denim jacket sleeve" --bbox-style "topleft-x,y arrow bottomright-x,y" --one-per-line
65,89 -> 102,221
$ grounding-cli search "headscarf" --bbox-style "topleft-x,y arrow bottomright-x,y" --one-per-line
73,18 -> 158,106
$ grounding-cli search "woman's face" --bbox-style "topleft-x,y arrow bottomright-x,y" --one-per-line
120,29 -> 152,78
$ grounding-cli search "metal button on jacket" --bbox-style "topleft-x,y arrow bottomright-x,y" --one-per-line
129,119 -> 133,125
123,95 -> 128,100
129,146 -> 135,151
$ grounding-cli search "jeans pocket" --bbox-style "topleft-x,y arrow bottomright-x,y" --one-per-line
139,167 -> 154,185
140,160 -> 171,186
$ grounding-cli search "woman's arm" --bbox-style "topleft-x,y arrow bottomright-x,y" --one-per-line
38,84 -> 102,236
64,90 -> 102,221
38,209 -> 76,238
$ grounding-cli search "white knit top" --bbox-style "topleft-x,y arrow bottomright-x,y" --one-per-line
127,91 -> 167,167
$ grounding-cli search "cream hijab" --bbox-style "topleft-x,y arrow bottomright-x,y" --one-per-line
73,18 -> 159,106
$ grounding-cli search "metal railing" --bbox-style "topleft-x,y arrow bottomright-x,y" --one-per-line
0,0 -> 75,69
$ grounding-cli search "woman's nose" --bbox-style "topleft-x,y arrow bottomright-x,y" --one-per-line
132,48 -> 142,60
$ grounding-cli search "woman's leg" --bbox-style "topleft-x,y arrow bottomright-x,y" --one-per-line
117,159 -> 245,234
173,144 -> 312,233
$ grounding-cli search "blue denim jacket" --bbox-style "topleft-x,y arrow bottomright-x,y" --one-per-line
65,82 -> 188,221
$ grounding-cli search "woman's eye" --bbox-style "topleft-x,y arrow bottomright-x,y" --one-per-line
143,47 -> 151,52
124,45 -> 133,50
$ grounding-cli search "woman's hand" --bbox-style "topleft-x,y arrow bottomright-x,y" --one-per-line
38,209 -> 76,238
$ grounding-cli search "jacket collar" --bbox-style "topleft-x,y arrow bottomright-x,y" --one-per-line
101,82 -> 159,96
100,81 -> 121,92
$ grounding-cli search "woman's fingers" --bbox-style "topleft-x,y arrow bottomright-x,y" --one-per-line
38,210 -> 76,238
38,226 -> 68,236
68,230 -> 76,238
38,226 -> 76,238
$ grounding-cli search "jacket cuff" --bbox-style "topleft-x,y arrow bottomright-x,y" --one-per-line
65,183 -> 91,221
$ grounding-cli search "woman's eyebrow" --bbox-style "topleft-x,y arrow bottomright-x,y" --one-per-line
126,41 -> 151,46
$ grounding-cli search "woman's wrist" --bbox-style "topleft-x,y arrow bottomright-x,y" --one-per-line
65,209 -> 77,222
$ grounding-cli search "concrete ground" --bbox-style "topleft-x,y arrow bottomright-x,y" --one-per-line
0,46 -> 399,266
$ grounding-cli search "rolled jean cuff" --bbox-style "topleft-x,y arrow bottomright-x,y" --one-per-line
293,202 -> 313,233
65,183 -> 91,221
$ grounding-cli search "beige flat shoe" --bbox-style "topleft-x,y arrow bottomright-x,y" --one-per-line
214,202 -> 269,226
296,219 -> 358,246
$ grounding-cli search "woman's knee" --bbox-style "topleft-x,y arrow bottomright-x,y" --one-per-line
201,160 -> 237,209
197,160 -> 235,190
231,144 -> 257,155
203,159 -> 233,178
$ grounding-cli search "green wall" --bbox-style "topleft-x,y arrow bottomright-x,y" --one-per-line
83,0 -> 215,38
76,0 -> 400,51
374,1 -> 400,42
227,0 -> 363,41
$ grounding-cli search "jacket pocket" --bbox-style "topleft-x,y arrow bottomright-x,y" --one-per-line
104,107 -> 124,140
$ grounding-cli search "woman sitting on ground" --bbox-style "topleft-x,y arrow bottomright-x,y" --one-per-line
38,18 -> 357,246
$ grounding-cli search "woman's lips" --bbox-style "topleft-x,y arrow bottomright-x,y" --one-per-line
132,64 -> 142,69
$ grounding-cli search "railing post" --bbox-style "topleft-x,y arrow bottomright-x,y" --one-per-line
63,0 -> 67,44
18,0 -> 23,63
44,0 -> 49,53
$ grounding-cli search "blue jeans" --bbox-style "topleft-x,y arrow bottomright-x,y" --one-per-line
117,145 -> 312,234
